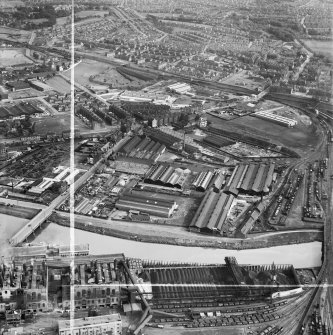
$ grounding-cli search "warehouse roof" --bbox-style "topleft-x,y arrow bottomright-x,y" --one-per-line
58,314 -> 121,330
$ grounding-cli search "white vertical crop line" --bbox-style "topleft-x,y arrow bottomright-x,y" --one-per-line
70,0 -> 76,330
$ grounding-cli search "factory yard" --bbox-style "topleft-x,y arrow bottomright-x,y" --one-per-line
207,108 -> 321,155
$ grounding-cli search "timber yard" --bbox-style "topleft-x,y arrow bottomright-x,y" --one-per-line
0,0 -> 332,334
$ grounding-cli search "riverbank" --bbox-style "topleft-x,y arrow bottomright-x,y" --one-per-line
31,222 -> 322,268
0,203 -> 40,219
49,212 -> 323,250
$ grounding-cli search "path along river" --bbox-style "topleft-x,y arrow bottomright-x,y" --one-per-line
29,222 -> 322,268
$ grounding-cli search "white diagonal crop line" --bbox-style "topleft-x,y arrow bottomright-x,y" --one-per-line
69,0 -> 75,330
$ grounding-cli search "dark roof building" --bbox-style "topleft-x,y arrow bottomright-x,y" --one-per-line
189,190 -> 235,234
115,193 -> 177,218
225,163 -> 275,196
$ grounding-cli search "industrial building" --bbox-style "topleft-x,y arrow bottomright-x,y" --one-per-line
147,257 -> 301,302
115,193 -> 177,217
189,190 -> 235,234
58,314 -> 122,335
254,110 -> 297,127
29,80 -> 53,92
224,163 -> 275,196
144,164 -> 190,189
236,202 -> 265,238
167,82 -> 192,95
192,170 -> 215,192
118,136 -> 166,163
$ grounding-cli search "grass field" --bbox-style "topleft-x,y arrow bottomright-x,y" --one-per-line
301,39 -> 333,57
92,68 -> 149,89
63,60 -> 110,86
75,10 -> 109,18
0,48 -> 33,66
0,27 -> 31,42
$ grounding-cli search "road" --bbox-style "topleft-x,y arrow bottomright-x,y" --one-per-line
8,137 -> 129,246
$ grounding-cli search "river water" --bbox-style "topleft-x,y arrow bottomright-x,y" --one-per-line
0,214 -> 29,257
31,223 -> 322,268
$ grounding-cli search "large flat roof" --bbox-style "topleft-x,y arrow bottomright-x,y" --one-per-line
58,314 -> 121,330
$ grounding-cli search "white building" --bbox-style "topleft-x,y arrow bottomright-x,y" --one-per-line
58,314 -> 122,335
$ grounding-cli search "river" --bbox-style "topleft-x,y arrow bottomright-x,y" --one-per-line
31,223 -> 322,268
0,214 -> 29,257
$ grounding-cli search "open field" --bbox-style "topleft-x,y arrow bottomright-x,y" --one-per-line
92,68 -> 150,89
221,70 -> 265,90
301,39 -> 333,57
46,75 -> 71,94
206,104 -> 322,155
63,60 -> 110,86
0,48 -> 33,66
0,26 -> 31,42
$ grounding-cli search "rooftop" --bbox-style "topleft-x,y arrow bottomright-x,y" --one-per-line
58,314 -> 121,330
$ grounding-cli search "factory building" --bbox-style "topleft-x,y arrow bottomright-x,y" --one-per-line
116,193 -> 177,218
191,170 -> 215,192
167,82 -> 192,95
254,111 -> 297,127
144,164 -> 190,189
224,163 -> 275,196
58,314 -> 122,335
236,203 -> 265,238
118,136 -> 166,163
189,190 -> 235,234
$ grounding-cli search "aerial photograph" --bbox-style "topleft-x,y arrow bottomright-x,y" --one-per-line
0,0 -> 332,334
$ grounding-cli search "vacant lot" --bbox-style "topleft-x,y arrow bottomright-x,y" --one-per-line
34,114 -> 86,135
0,48 -> 33,66
301,39 -> 333,57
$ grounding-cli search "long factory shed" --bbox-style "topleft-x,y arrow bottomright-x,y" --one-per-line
189,189 -> 235,234
115,193 -> 177,218
224,163 -> 275,196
